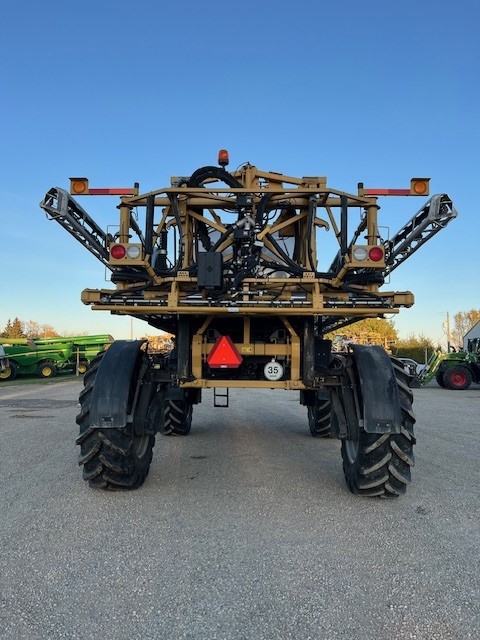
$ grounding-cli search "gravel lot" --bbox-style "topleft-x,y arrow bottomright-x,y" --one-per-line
0,379 -> 478,639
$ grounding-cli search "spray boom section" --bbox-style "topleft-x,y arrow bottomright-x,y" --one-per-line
40,153 -> 457,334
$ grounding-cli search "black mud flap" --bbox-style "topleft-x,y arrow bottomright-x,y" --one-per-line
351,344 -> 402,434
90,340 -> 146,428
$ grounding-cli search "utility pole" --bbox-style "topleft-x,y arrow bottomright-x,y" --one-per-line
446,311 -> 451,352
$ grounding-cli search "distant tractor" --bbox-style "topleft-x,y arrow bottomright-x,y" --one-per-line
414,338 -> 480,390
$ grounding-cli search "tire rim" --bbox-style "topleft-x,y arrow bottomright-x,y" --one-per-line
43,367 -> 53,377
451,371 -> 467,386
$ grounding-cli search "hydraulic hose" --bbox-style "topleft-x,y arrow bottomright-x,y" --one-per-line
145,195 -> 154,256
255,194 -> 271,226
153,193 -> 185,276
187,166 -> 243,189
187,166 -> 244,254
307,196 -> 316,272
264,233 -> 304,276
211,224 -> 236,252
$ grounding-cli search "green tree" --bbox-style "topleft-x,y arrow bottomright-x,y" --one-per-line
2,318 -> 60,339
393,334 -> 436,364
349,318 -> 397,341
327,318 -> 398,349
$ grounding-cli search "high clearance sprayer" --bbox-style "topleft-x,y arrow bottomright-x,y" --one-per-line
40,151 -> 457,496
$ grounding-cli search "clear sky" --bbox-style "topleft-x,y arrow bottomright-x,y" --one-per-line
1,0 -> 478,345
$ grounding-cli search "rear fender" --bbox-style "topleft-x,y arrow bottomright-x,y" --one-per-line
90,340 -> 146,428
351,345 -> 402,434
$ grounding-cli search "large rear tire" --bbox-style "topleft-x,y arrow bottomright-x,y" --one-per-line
163,398 -> 193,435
76,349 -> 155,490
341,357 -> 415,497
308,391 -> 332,438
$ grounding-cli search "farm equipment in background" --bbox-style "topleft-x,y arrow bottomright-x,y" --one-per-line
38,335 -> 114,374
40,151 -> 458,496
0,345 -> 8,372
331,331 -> 394,353
0,338 -> 73,380
413,338 -> 480,390
0,335 -> 113,380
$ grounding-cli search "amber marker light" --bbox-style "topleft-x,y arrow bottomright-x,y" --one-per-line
69,178 -> 138,196
410,178 -> 430,196
70,177 -> 89,195
218,149 -> 229,167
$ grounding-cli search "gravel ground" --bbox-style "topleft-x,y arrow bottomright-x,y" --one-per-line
0,379 -> 478,639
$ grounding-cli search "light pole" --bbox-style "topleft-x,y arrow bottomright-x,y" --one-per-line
442,311 -> 451,352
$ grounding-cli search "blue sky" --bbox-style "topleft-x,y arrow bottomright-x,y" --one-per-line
1,0 -> 478,345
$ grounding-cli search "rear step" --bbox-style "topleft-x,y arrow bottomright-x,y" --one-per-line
214,388 -> 229,408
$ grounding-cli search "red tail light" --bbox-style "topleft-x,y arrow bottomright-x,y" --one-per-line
110,244 -> 126,259
368,247 -> 384,262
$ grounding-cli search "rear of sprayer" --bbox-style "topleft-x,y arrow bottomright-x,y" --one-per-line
40,151 -> 457,496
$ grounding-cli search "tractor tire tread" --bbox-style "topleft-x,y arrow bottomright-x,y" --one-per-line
76,349 -> 155,490
163,399 -> 192,436
341,356 -> 415,498
308,395 -> 332,438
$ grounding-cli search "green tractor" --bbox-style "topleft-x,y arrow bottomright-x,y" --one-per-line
415,338 -> 480,390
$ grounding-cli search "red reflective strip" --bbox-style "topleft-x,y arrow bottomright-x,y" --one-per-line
88,188 -> 136,195
207,336 -> 243,369
364,188 -> 410,196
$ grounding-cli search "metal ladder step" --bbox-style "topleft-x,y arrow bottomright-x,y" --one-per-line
214,388 -> 229,408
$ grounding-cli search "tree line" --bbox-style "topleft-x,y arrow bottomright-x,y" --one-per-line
450,309 -> 480,349
2,317 -> 60,339
326,318 -> 434,363
3,309 -> 479,360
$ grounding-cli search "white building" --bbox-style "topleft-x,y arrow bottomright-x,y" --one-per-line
463,320 -> 480,350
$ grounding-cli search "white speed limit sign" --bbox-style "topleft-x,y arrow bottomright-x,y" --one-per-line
264,360 -> 283,381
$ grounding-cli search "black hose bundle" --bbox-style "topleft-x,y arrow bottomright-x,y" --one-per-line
188,166 -> 244,255
187,166 -> 243,189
